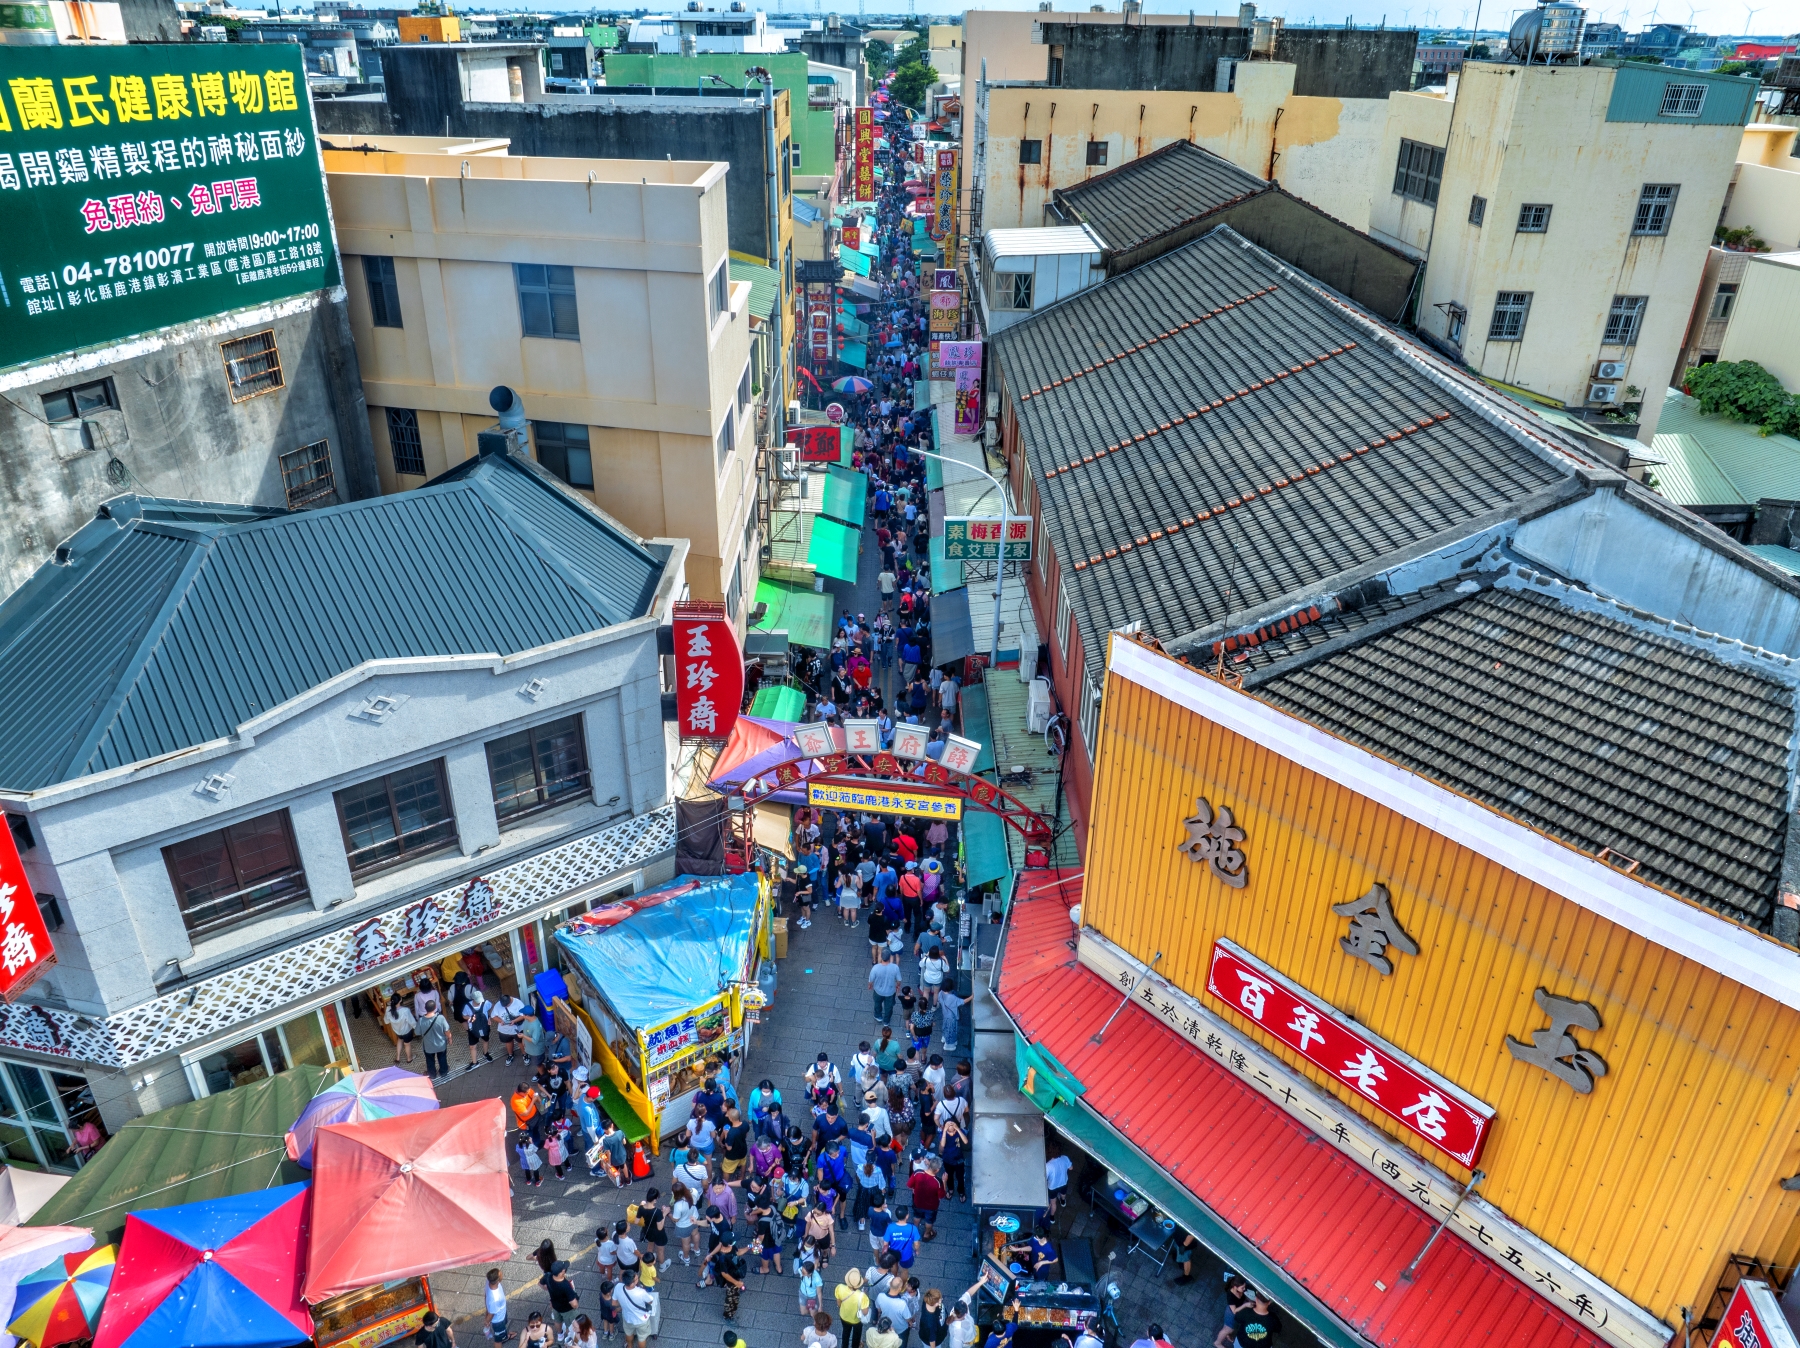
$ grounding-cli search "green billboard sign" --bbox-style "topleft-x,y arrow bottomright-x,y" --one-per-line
943,516 -> 1032,561
0,44 -> 340,374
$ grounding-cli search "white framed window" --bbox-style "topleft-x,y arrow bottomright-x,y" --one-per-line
716,413 -> 735,472
1078,673 -> 1102,764
725,556 -> 743,617
1710,284 -> 1738,321
1633,184 -> 1678,236
738,365 -> 753,412
708,262 -> 730,327
1055,581 -> 1072,665
1035,518 -> 1049,585
1006,273 -> 1033,310
1488,291 -> 1532,342
1658,82 -> 1706,118
1446,303 -> 1467,346
1603,295 -> 1648,346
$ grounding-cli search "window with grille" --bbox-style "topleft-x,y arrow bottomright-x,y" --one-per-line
1392,138 -> 1445,205
363,255 -> 401,328
1055,581 -> 1072,665
487,714 -> 590,822
1658,82 -> 1706,117
1603,295 -> 1647,346
1085,141 -> 1108,166
387,408 -> 426,476
162,810 -> 307,937
1489,291 -> 1532,341
1007,273 -> 1033,310
335,761 -> 457,878
516,263 -> 580,340
1711,283 -> 1738,321
1633,184 -> 1677,236
1468,195 -> 1486,226
279,439 -> 335,508
534,421 -> 594,489
1079,673 -> 1101,764
1019,139 -> 1042,165
1516,203 -> 1551,233
220,329 -> 283,401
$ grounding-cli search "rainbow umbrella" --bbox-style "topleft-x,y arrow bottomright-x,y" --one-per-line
833,376 -> 874,394
8,1246 -> 115,1348
284,1066 -> 438,1168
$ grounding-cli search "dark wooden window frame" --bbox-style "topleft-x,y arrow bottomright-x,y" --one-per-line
334,759 -> 459,879
162,809 -> 309,938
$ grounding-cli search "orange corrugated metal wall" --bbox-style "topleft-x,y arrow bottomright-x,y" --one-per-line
1080,659 -> 1800,1328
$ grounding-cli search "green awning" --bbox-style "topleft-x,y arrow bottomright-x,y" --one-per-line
839,341 -> 868,370
839,425 -> 854,467
838,246 -> 871,277
961,806 -> 1011,891
29,1066 -> 334,1243
839,314 -> 870,340
929,535 -> 964,592
821,465 -> 867,528
1044,1099 -> 1364,1348
751,684 -> 808,720
728,258 -> 780,321
807,514 -> 861,582
959,680 -> 995,772
754,578 -> 833,648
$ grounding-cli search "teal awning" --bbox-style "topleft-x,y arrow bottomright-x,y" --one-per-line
928,535 -> 963,593
1044,1100 -> 1364,1348
821,465 -> 867,528
959,681 -> 995,773
753,578 -> 832,649
839,246 -> 871,277
961,807 -> 1011,891
807,514 -> 861,583
839,341 -> 868,370
839,425 -> 854,468
838,314 -> 870,340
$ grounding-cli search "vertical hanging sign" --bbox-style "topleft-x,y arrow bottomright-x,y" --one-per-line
0,822 -> 57,1003
672,602 -> 744,745
931,147 -> 957,245
853,108 -> 875,200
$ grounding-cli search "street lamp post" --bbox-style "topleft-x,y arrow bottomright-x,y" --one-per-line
909,445 -> 1010,671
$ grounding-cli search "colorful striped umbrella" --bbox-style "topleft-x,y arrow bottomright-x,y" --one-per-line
7,1245 -> 115,1348
832,377 -> 874,394
284,1066 -> 439,1168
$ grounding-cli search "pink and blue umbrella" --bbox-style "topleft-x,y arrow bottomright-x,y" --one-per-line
833,376 -> 874,394
284,1067 -> 438,1168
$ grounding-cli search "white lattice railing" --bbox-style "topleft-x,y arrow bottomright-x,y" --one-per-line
0,806 -> 676,1070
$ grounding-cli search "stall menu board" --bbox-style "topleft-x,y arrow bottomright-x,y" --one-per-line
0,45 -> 339,373
853,108 -> 874,200
643,996 -> 728,1070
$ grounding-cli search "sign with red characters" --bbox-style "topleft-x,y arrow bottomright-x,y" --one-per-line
1207,938 -> 1495,1167
672,603 -> 743,744
0,820 -> 57,1002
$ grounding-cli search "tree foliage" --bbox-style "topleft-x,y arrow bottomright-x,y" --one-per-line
865,39 -> 895,79
1684,360 -> 1800,438
889,59 -> 938,111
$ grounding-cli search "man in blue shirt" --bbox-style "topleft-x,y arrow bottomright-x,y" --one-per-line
884,1213 -> 920,1269
845,1114 -> 874,1170
873,861 -> 897,910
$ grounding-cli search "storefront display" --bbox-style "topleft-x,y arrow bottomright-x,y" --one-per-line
553,872 -> 770,1144
311,1276 -> 432,1348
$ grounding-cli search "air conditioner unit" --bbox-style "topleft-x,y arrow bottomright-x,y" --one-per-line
1593,360 -> 1628,380
775,449 -> 801,480
1588,382 -> 1620,403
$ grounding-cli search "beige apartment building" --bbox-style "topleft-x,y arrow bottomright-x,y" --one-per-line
323,138 -> 764,622
1721,121 -> 1800,252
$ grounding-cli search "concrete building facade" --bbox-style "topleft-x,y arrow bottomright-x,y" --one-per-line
323,140 -> 764,624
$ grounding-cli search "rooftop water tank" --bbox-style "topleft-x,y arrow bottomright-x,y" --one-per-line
1508,3 -> 1585,61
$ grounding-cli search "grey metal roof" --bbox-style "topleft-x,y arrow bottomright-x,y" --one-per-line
1245,578 -> 1794,930
1051,140 -> 1269,255
0,450 -> 667,792
991,227 -> 1577,658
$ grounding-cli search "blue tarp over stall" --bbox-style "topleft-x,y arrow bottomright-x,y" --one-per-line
554,873 -> 762,1029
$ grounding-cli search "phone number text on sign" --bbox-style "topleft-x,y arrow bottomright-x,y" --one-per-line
1206,938 -> 1495,1167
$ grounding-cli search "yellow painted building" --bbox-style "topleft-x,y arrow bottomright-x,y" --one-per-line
1064,631 -> 1800,1346
1722,123 -> 1800,254
323,138 -> 764,624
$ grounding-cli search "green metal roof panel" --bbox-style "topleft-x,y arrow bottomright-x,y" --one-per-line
821,465 -> 868,528
729,258 -> 780,321
767,509 -> 817,569
754,578 -> 833,649
1655,390 -> 1800,505
1747,545 -> 1800,576
1648,432 -> 1746,506
1605,62 -> 1759,125
983,674 -> 1079,868
0,452 -> 666,791
807,515 -> 862,583
28,1066 -> 332,1243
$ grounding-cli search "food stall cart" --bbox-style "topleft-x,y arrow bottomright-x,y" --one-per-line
310,1277 -> 433,1348
970,998 -> 1050,1260
553,872 -> 771,1144
971,1257 -> 1118,1348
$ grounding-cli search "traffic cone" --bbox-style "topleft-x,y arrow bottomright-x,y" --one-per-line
630,1140 -> 652,1179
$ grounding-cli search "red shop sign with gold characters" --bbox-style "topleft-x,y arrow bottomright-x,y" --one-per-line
1708,1282 -> 1796,1348
0,820 -> 57,1002
673,601 -> 743,744
1207,938 -> 1495,1167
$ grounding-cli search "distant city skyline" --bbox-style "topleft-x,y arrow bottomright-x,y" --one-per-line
419,0 -> 1796,38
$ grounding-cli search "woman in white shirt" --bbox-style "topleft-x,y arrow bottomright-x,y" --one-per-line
917,951 -> 950,1006
383,1000 -> 417,1065
569,1314 -> 600,1348
671,1184 -> 700,1265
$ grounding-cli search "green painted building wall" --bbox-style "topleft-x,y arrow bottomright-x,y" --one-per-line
602,51 -> 840,178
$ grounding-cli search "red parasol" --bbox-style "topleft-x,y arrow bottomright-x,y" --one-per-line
302,1099 -> 512,1302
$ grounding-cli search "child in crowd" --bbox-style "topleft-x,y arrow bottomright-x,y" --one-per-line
516,1130 -> 543,1188
597,1280 -> 620,1340
799,1260 -> 824,1316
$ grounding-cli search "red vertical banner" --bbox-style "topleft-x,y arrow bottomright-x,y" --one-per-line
672,603 -> 744,744
853,108 -> 875,201
0,821 -> 56,1002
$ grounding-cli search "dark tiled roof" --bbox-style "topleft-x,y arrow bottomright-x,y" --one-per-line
0,451 -> 667,792
1052,140 -> 1269,254
1248,580 -> 1793,929
992,227 -> 1577,654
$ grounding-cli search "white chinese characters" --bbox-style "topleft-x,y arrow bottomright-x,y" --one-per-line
1235,970 -> 1274,1020
0,884 -> 40,979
